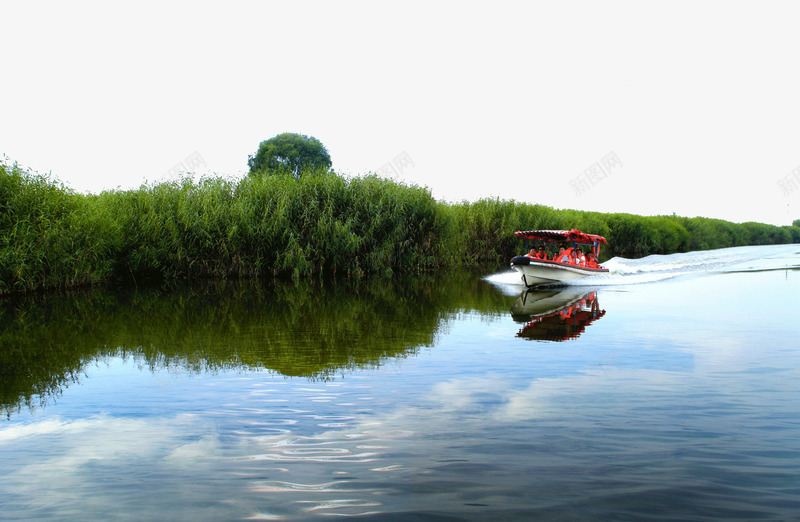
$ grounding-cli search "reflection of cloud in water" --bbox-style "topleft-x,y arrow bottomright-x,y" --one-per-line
3,353 -> 795,518
0,367 -> 686,518
226,367 -> 712,517
421,369 -> 691,424
1,414 -> 223,515
165,435 -> 221,468
429,376 -> 508,412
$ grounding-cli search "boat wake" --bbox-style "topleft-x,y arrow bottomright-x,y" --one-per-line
485,244 -> 800,291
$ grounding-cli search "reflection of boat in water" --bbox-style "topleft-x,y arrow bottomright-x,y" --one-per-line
510,229 -> 609,286
511,288 -> 605,341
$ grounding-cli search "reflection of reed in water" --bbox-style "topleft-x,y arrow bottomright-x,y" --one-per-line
0,273 -> 508,418
511,289 -> 606,342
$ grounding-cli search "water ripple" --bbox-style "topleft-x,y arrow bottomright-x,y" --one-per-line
249,480 -> 360,493
297,498 -> 383,516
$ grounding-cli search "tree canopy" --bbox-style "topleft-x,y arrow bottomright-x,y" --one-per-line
247,133 -> 332,178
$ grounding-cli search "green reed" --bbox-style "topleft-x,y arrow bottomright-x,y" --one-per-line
0,162 -> 117,294
90,169 -> 449,285
2,160 -> 799,295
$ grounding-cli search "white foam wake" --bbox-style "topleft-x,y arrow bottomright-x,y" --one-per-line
485,244 -> 800,289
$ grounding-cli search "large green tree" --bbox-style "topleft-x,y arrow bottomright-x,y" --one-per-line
247,133 -> 332,178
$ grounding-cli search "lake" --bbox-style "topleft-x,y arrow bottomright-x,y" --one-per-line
2,244 -> 800,520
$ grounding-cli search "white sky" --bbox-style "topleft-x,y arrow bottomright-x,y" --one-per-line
2,0 -> 800,226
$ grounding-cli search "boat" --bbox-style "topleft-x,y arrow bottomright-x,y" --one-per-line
510,229 -> 609,287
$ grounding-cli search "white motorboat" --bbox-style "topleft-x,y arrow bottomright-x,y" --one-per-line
510,229 -> 609,287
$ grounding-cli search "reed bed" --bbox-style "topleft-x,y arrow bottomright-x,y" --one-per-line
2,161 -> 799,294
0,163 -> 117,293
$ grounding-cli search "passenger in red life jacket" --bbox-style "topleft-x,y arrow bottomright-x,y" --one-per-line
585,252 -> 599,268
557,247 -> 571,264
525,248 -> 537,259
534,246 -> 549,260
570,249 -> 586,266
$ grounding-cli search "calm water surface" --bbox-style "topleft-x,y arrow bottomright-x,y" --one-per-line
2,244 -> 800,520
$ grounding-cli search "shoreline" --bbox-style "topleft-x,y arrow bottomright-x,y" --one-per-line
3,162 -> 799,295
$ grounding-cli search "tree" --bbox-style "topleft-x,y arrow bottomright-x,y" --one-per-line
793,218 -> 800,228
247,133 -> 332,178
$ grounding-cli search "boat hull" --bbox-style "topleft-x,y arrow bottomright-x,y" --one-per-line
510,258 -> 609,287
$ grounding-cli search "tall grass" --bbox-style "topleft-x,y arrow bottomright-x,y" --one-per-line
2,161 -> 799,294
93,170 -> 446,284
0,163 -> 116,293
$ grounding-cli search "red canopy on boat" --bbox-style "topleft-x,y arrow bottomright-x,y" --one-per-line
514,229 -> 607,245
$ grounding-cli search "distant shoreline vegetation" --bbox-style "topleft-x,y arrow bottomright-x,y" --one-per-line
2,161 -> 799,295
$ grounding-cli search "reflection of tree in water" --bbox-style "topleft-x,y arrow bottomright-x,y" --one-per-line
0,271 -> 508,418
513,290 -> 606,342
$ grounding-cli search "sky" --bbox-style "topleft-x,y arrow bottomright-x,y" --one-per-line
2,0 -> 800,226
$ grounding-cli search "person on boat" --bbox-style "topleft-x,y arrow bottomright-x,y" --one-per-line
570,248 -> 585,266
585,252 -> 599,268
534,246 -> 549,260
525,248 -> 537,258
556,247 -> 571,264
